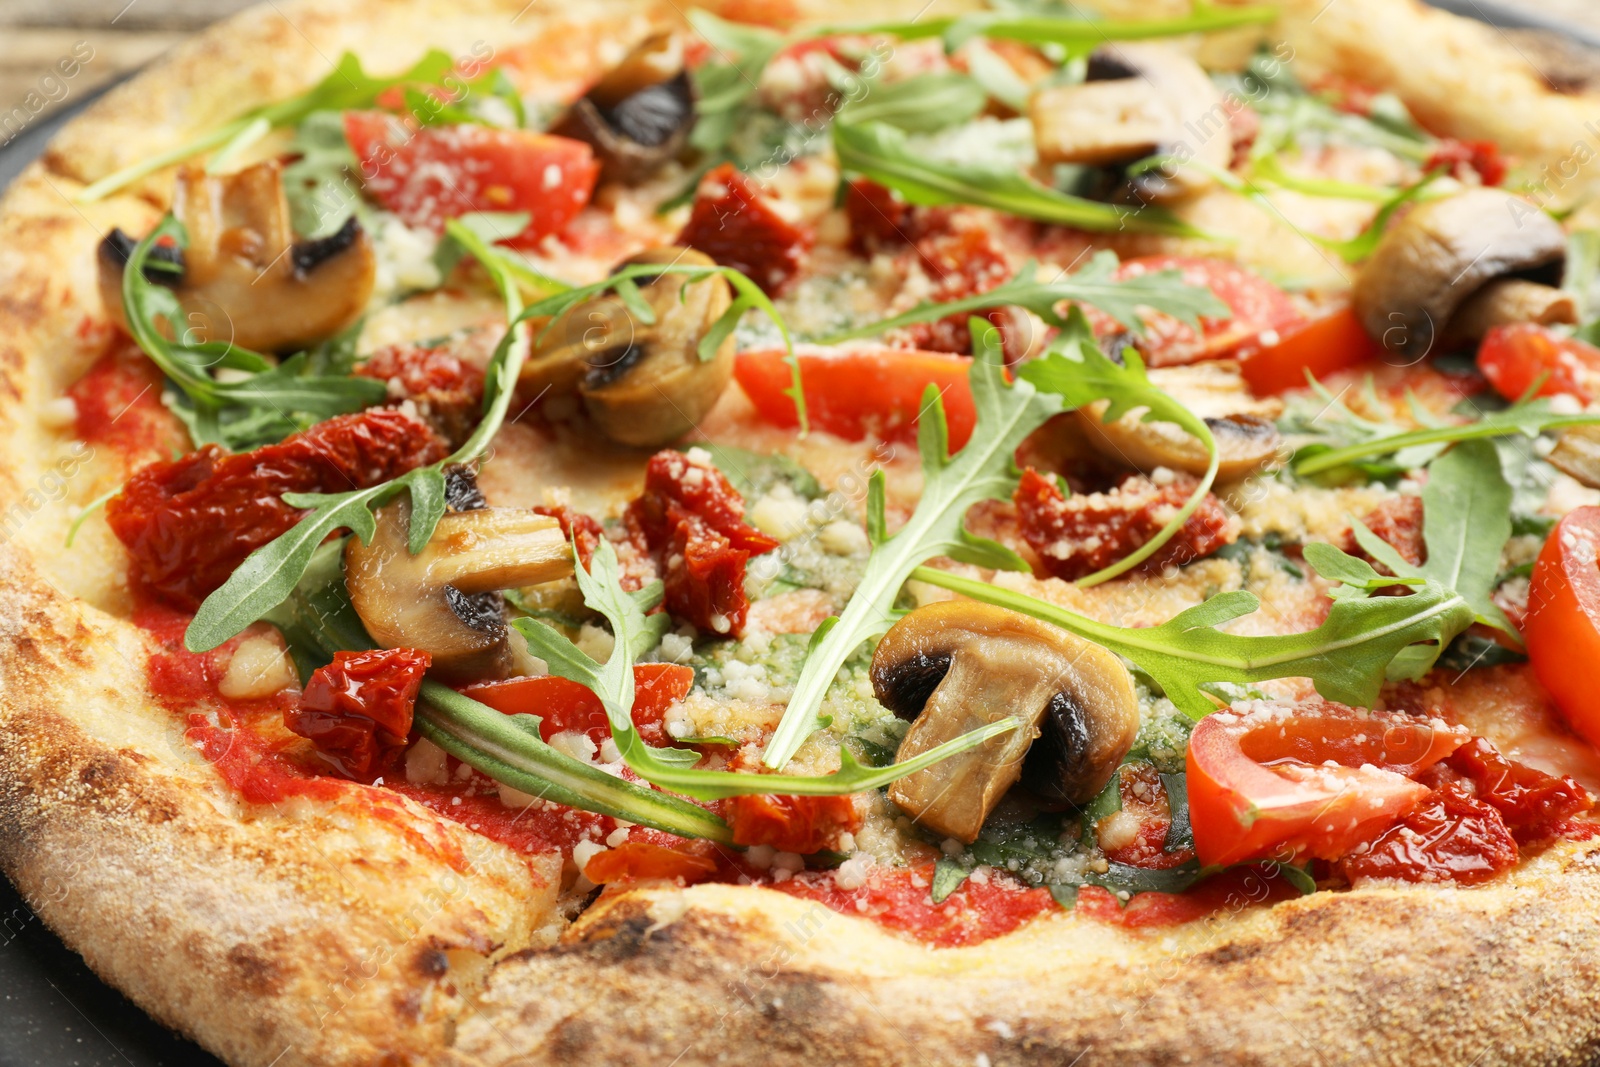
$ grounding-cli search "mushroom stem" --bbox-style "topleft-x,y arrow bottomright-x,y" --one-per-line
1446,279 -> 1578,344
429,510 -> 572,594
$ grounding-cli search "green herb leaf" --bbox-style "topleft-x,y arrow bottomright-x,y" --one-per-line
687,10 -> 789,158
513,535 -> 1021,801
931,855 -> 970,903
1017,311 -> 1221,585
836,72 -> 986,133
433,212 -> 571,294
909,546 -> 1476,719
823,5 -> 1280,54
832,120 -> 1204,237
761,320 -> 1062,769
814,252 -> 1229,345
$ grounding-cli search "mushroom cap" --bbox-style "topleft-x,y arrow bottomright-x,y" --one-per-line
873,600 -> 1139,842
551,32 -> 695,183
522,247 -> 735,448
345,496 -> 572,682
1074,359 -> 1285,481
97,161 -> 374,353
1352,188 -> 1566,360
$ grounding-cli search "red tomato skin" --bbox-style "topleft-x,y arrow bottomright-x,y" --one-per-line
1238,306 -> 1384,396
462,663 -> 693,750
106,409 -> 446,607
1442,737 -> 1592,837
583,840 -> 720,885
1110,256 -> 1304,367
725,792 -> 863,854
1334,783 -> 1518,885
676,163 -> 812,294
531,503 -> 606,572
286,648 -> 432,780
1186,701 -> 1470,867
1526,507 -> 1600,749
734,347 -> 977,447
1478,323 -> 1600,404
343,112 -> 598,243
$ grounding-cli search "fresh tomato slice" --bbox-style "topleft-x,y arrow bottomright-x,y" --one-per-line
582,840 -> 720,885
1186,701 -> 1471,866
343,111 -> 598,244
461,664 -> 693,750
735,346 -> 976,447
1525,507 -> 1600,748
1237,306 -> 1384,395
1110,256 -> 1304,367
1477,323 -> 1600,403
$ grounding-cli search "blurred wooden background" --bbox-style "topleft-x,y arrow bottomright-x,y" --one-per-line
1,0 -> 1598,149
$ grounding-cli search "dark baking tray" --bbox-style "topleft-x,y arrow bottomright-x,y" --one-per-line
0,4 -> 1590,1065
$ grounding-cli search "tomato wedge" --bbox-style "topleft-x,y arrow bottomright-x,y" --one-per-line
1186,701 -> 1470,866
735,346 -> 976,447
461,664 -> 692,750
1477,323 -> 1600,404
1526,507 -> 1600,749
1110,256 -> 1304,368
343,111 -> 598,244
1237,306 -> 1384,395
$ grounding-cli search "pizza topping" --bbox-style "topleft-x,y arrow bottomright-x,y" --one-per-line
1110,256 -> 1303,367
1546,424 -> 1600,489
345,477 -> 573,680
1439,737 -> 1592,837
1333,781 -> 1518,885
1030,43 -> 1229,203
286,648 -> 432,779
97,161 -> 375,353
354,342 -> 487,446
1526,506 -> 1600,750
343,112 -> 599,242
462,663 -> 693,751
1478,323 -> 1600,404
871,601 -> 1138,842
1353,188 -> 1571,361
551,31 -> 695,183
1012,467 -> 1238,583
1073,360 -> 1284,482
725,792 -> 863,854
1185,700 -> 1471,867
521,247 -> 736,448
624,450 -> 778,637
676,163 -> 811,295
107,408 -> 445,607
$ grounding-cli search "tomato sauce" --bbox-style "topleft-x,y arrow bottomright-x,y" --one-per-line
68,343 -> 187,462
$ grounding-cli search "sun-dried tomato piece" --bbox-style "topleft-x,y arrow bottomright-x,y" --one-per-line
1445,737 -> 1592,838
725,791 -> 862,854
106,409 -> 447,607
1426,139 -> 1507,187
583,840 -> 720,884
286,647 -> 432,780
1341,495 -> 1424,594
1335,781 -> 1518,885
1012,467 -> 1237,582
844,177 -> 913,253
676,163 -> 812,294
894,220 -> 1016,356
625,451 -> 779,637
355,343 -> 486,445
462,663 -> 692,750
532,503 -> 606,571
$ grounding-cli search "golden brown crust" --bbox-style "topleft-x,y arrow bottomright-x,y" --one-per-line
6,2 -> 1600,1066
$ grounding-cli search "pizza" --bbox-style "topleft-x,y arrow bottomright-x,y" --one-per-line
8,0 -> 1600,1063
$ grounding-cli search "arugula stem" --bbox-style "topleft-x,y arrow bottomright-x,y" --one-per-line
1075,421 -> 1220,587
415,682 -> 735,842
1295,414 -> 1600,475
78,121 -> 254,202
822,4 -> 1280,46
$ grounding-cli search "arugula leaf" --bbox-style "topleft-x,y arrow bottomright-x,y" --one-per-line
513,535 -> 1022,800
281,110 -> 366,238
1293,395 -> 1600,476
184,218 -> 529,651
1565,230 -> 1600,346
687,10 -> 789,159
909,541 -> 1477,719
120,217 -> 386,452
761,321 -> 1062,769
813,252 -> 1230,345
79,49 -> 466,203
931,856 -> 970,903
433,211 -> 571,294
836,72 -> 986,133
833,121 -> 1204,237
1348,439 -> 1517,640
822,4 -> 1280,54
1016,311 -> 1220,585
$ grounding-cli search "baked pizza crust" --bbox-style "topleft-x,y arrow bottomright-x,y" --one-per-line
5,1 -> 1600,1065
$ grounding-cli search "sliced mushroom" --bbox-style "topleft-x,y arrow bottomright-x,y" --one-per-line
872,600 -> 1139,843
1548,423 -> 1600,489
552,32 -> 695,182
345,472 -> 573,681
1353,188 -> 1573,361
97,160 -> 375,353
1075,359 -> 1285,480
1030,43 -> 1229,203
521,247 -> 735,447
